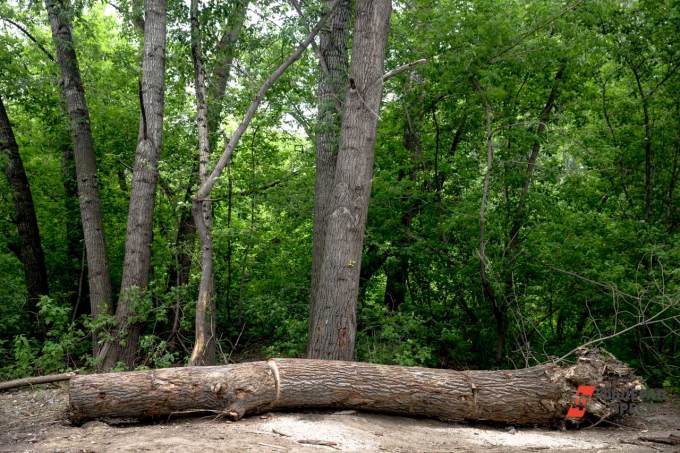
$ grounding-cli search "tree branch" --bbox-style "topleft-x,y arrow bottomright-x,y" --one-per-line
196,0 -> 341,200
382,59 -> 427,82
0,17 -> 55,62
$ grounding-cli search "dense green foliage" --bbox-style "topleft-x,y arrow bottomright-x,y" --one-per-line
1,0 -> 678,389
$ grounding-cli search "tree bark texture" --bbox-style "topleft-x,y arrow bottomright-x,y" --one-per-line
308,0 -> 351,351
100,0 -> 167,370
307,0 -> 392,361
0,95 -> 49,319
44,0 -> 113,353
69,350 -> 639,426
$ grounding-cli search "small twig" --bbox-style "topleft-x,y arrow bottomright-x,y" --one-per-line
257,443 -> 286,451
297,439 -> 340,449
272,428 -> 291,437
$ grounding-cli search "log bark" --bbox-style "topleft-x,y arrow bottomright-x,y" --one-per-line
69,350 -> 638,426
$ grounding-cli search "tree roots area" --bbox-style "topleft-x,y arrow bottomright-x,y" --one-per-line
0,384 -> 678,452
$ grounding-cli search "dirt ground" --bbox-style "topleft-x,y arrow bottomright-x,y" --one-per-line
1,384 -> 679,452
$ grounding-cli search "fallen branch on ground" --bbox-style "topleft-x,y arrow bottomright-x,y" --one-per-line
0,372 -> 75,391
68,349 -> 639,426
639,434 -> 680,446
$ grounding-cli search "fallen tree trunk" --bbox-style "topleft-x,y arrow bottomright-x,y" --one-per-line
69,349 -> 638,425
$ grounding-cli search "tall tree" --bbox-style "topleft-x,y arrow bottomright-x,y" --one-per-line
307,0 -> 351,353
188,0 -> 214,365
99,0 -> 167,370
307,0 -> 392,360
44,0 -> 113,354
0,95 -> 48,320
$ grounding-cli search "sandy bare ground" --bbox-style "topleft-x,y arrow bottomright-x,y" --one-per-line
1,384 -> 679,452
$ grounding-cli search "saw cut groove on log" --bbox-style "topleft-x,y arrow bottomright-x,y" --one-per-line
69,349 -> 639,425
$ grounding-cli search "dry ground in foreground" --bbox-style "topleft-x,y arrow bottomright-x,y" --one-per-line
1,384 -> 679,452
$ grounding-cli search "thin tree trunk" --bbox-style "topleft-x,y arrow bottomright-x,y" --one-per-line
99,0 -> 167,370
189,0 -> 216,366
383,72 -> 424,311
44,0 -> 113,355
666,122 -> 679,231
308,0 -> 351,351
169,0 -> 249,293
632,67 -> 653,221
471,77 -> 504,365
69,351 -> 638,426
308,0 -> 392,360
207,0 -> 249,150
0,96 -> 49,321
506,65 -> 564,255
502,65 -> 564,364
600,79 -> 632,209
189,0 -> 341,365
61,137 -> 88,317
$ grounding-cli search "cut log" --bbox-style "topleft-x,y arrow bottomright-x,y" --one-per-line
69,349 -> 639,425
0,372 -> 75,391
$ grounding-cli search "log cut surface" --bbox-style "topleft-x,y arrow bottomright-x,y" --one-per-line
69,349 -> 639,425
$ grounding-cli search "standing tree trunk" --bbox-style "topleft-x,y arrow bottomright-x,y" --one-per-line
383,72 -> 424,311
0,96 -> 49,321
506,65 -> 565,256
307,0 -> 392,360
44,0 -> 113,355
99,0 -> 167,370
190,1 -> 342,363
631,67 -> 653,221
60,136 -> 88,318
169,0 -> 249,293
189,0 -> 216,366
501,65 -> 565,364
471,77 -> 504,365
308,0 -> 351,354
